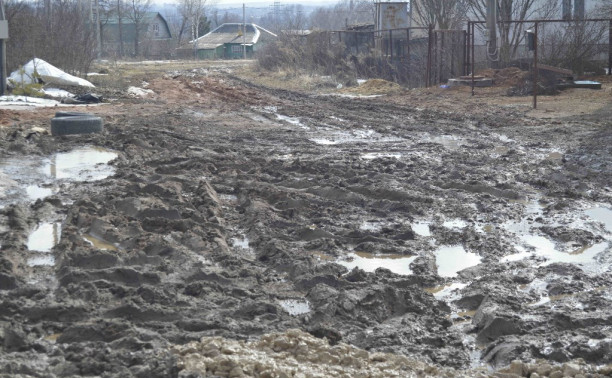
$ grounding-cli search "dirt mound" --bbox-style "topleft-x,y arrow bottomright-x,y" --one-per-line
480,67 -> 529,87
172,329 -> 463,377
343,79 -> 403,95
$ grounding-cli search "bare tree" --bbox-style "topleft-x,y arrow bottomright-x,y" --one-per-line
5,0 -> 96,75
125,0 -> 151,56
413,0 -> 468,30
310,0 -> 375,30
467,0 -> 557,63
178,0 -> 215,56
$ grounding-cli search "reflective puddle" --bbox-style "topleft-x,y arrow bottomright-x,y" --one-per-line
337,251 -> 417,275
27,254 -> 55,267
360,152 -> 402,160
423,135 -> 465,150
27,222 -> 62,252
279,299 -> 311,316
232,235 -> 250,250
434,246 -> 481,277
425,282 -> 468,300
443,219 -> 468,230
412,221 -> 431,237
276,114 -> 309,130
83,234 -> 118,251
44,147 -> 117,181
585,207 -> 612,233
0,146 -> 117,207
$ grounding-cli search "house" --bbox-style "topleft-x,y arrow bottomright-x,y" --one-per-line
101,12 -> 172,58
176,23 -> 277,60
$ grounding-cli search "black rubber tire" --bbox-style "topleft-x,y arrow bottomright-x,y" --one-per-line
51,116 -> 104,136
54,111 -> 93,118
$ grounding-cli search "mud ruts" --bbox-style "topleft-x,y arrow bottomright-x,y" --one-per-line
1,69 -> 612,376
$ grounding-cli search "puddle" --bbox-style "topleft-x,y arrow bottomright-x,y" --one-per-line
26,185 -> 56,201
279,299 -> 311,316
232,235 -> 250,250
310,138 -> 339,145
310,129 -> 404,146
423,135 -> 465,150
434,246 -> 481,277
503,236 -> 609,273
493,146 -> 510,155
424,282 -> 468,300
443,219 -> 467,230
276,114 -> 309,130
360,152 -> 402,160
83,234 -> 118,251
547,151 -> 563,161
44,147 -> 117,181
337,251 -> 417,275
585,207 -> 612,233
412,222 -> 431,237
27,222 -> 62,252
359,220 -> 382,232
27,255 -> 55,267
0,146 -> 117,207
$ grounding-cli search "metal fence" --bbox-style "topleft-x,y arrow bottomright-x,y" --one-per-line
319,18 -> 611,89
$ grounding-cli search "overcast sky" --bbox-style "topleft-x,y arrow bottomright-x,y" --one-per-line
215,0 -> 336,6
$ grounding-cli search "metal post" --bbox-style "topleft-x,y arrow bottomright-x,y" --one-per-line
608,19 -> 611,75
406,28 -> 410,67
533,22 -> 538,109
426,25 -> 433,87
243,4 -> 246,59
0,0 -> 6,96
471,22 -> 475,96
389,29 -> 393,58
464,27 -> 469,76
95,0 -> 102,60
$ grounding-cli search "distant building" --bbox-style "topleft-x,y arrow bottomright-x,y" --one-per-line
176,23 -> 277,60
102,12 -> 172,58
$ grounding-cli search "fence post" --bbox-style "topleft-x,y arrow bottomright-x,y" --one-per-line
608,19 -> 611,75
426,25 -> 433,87
533,22 -> 538,109
471,22 -> 475,96
389,29 -> 393,58
464,27 -> 469,76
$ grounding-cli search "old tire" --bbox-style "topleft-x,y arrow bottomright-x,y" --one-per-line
54,111 -> 93,118
51,116 -> 104,136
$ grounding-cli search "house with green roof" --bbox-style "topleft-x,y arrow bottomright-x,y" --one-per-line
176,23 -> 277,60
101,12 -> 172,58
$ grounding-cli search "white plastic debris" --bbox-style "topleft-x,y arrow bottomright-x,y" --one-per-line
127,86 -> 154,97
41,88 -> 74,98
8,58 -> 95,88
0,95 -> 60,107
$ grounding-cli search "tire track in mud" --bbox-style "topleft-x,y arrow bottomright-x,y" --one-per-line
1,69 -> 612,375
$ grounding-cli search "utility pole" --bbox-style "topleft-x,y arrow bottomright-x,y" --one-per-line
0,0 -> 7,96
95,0 -> 102,60
243,3 -> 246,59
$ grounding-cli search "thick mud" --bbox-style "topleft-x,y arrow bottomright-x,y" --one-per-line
1,66 -> 612,377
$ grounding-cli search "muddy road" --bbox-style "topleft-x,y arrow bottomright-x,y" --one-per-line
1,65 -> 612,377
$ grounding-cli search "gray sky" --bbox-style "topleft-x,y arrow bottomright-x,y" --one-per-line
216,1 -> 336,5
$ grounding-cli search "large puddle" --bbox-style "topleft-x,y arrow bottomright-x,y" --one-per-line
500,203 -> 612,274
434,246 -> 481,277
337,251 -> 417,275
2,146 -> 118,271
27,222 -> 62,252
44,147 -> 117,181
0,146 -> 117,208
